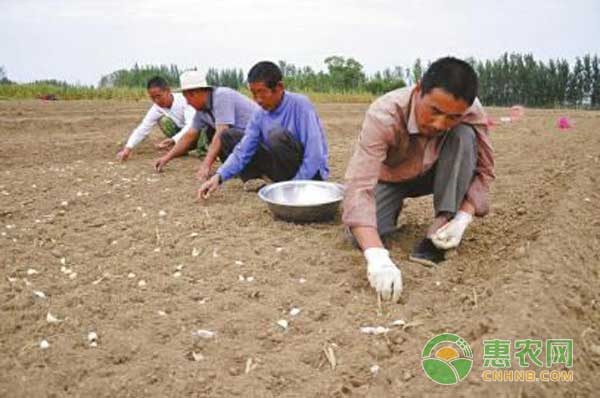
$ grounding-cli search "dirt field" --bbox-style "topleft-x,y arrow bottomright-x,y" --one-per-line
1,99 -> 599,397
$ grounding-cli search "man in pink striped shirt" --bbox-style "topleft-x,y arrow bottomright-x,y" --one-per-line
343,57 -> 495,302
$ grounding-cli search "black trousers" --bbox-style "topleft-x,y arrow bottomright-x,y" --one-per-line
219,127 -> 306,182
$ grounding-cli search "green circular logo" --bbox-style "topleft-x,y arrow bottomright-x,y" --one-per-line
421,333 -> 473,385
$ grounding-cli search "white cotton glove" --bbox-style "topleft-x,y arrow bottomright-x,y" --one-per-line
431,211 -> 473,250
364,248 -> 403,302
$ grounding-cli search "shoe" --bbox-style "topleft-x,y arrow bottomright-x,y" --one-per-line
409,238 -> 446,267
243,179 -> 267,192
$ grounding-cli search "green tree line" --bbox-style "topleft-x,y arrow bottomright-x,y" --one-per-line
277,57 -> 406,95
470,53 -> 600,107
98,64 -> 246,90
94,57 -> 407,95
2,53 -> 599,107
99,64 -> 182,88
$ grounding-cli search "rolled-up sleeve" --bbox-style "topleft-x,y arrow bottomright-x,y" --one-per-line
213,90 -> 236,125
342,107 -> 394,229
465,125 -> 495,217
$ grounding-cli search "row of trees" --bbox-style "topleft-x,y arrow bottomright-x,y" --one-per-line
471,54 -> 600,107
280,54 -> 600,107
205,68 -> 245,89
96,60 -> 405,94
99,64 -> 181,88
98,64 -> 246,90
3,53 -> 600,107
94,53 -> 600,107
278,57 -> 406,94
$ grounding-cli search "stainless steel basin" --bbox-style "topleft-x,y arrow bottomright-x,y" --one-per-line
258,180 -> 345,223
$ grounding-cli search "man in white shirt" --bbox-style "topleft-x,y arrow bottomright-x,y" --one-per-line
117,76 -> 195,161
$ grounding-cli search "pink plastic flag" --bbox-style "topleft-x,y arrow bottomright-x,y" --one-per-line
557,117 -> 572,130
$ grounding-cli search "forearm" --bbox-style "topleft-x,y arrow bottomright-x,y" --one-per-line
204,139 -> 222,166
203,125 -> 228,166
128,107 -> 159,148
351,226 -> 384,251
464,176 -> 490,217
172,128 -> 187,143
459,199 -> 475,215
465,128 -> 495,216
165,130 -> 198,160
125,128 -> 148,149
125,140 -> 137,150
294,152 -> 320,180
217,131 -> 260,182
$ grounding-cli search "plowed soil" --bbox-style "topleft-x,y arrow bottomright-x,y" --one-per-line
1,99 -> 599,397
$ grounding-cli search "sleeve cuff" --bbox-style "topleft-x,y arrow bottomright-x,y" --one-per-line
216,167 -> 232,182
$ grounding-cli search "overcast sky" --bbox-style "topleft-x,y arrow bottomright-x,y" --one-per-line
2,0 -> 599,86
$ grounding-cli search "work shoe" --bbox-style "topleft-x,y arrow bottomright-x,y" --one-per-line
243,178 -> 267,192
409,238 -> 446,267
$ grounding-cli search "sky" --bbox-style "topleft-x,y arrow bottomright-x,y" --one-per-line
1,0 -> 599,86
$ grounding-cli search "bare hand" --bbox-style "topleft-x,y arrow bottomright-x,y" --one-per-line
155,156 -> 170,173
197,175 -> 220,201
117,148 -> 132,162
156,138 -> 175,150
196,162 -> 211,182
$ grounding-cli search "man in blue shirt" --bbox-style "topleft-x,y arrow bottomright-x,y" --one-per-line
198,61 -> 329,199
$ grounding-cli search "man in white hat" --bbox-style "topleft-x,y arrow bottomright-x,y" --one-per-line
117,76 -> 195,161
154,70 -> 259,180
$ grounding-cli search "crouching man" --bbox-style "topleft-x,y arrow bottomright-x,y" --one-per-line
343,57 -> 495,302
198,61 -> 329,198
154,70 -> 258,175
117,76 -> 195,161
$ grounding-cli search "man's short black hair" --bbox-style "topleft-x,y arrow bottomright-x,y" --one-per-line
247,61 -> 282,89
147,76 -> 169,91
420,57 -> 478,105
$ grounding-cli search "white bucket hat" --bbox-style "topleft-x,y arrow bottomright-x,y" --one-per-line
178,70 -> 212,91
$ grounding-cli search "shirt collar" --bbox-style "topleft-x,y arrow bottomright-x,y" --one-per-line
269,91 -> 287,114
202,89 -> 214,112
407,88 -> 419,135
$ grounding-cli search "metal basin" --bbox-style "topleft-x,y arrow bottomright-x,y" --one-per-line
258,181 -> 345,223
